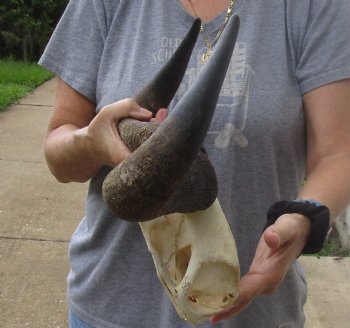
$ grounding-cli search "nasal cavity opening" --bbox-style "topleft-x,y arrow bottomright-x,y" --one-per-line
174,245 -> 192,285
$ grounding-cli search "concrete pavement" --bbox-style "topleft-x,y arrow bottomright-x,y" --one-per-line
0,79 -> 349,327
0,78 -> 87,328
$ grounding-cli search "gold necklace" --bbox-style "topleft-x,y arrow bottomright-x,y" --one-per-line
188,0 -> 236,63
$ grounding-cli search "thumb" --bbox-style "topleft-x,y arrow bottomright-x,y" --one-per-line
264,214 -> 295,250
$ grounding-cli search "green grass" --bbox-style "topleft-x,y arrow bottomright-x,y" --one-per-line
314,238 -> 350,257
0,59 -> 53,110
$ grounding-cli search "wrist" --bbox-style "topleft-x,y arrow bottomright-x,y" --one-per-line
289,213 -> 311,246
73,127 -> 104,166
265,200 -> 330,254
57,127 -> 103,181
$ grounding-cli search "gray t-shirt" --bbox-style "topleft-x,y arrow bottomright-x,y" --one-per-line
39,1 -> 350,327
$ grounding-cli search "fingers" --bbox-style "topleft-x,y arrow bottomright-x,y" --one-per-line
150,108 -> 169,123
212,214 -> 312,324
211,214 -> 312,324
155,108 -> 168,122
211,273 -> 265,323
210,304 -> 238,323
129,106 -> 153,121
102,98 -> 152,122
85,99 -> 154,167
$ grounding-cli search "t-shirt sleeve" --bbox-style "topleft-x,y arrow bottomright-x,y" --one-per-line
291,0 -> 350,94
39,0 -> 107,103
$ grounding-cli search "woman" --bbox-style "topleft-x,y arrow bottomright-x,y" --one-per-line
40,0 -> 350,327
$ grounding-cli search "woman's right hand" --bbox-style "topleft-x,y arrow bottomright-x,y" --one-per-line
81,98 -> 152,167
44,79 -> 152,183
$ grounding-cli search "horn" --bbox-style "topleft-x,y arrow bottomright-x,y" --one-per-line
116,119 -> 218,217
134,18 -> 201,115
103,16 -> 240,221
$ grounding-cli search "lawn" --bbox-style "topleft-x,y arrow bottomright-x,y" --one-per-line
0,59 -> 53,110
316,238 -> 350,257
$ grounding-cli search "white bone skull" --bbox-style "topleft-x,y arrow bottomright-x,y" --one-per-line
139,199 -> 240,324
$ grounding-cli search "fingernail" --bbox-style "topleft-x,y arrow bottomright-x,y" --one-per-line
140,107 -> 152,114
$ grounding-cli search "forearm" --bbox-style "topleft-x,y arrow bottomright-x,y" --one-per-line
298,151 -> 350,221
44,124 -> 103,183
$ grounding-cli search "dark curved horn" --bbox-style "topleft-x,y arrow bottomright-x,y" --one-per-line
113,119 -> 218,217
103,16 -> 240,221
134,18 -> 201,115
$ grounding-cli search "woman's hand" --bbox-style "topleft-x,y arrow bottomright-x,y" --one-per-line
45,79 -> 153,182
211,213 -> 311,323
151,107 -> 168,123
79,98 -> 152,167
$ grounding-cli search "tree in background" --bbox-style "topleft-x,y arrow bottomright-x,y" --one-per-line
0,0 -> 68,61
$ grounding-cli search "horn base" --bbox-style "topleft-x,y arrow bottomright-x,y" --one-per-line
102,120 -> 217,222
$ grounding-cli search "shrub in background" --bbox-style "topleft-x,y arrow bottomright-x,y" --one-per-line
0,0 -> 68,61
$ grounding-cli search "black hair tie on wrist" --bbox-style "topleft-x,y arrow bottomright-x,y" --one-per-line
264,200 -> 330,254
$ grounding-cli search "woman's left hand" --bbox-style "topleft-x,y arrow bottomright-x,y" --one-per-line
211,213 -> 311,323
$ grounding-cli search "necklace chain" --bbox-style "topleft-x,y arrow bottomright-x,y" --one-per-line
188,0 -> 236,63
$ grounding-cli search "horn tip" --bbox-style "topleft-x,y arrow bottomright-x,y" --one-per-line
192,17 -> 202,33
231,14 -> 240,28
194,17 -> 201,25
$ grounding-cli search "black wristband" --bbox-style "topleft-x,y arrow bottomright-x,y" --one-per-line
264,200 -> 330,254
